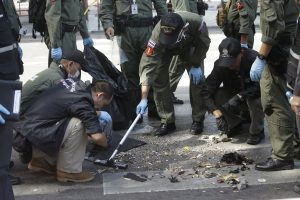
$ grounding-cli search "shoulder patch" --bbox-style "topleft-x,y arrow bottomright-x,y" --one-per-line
236,0 -> 244,10
146,39 -> 156,56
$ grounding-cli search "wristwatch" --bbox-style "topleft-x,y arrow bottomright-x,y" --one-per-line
258,53 -> 266,60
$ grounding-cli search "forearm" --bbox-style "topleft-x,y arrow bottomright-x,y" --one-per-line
259,42 -> 273,57
99,0 -> 114,30
141,85 -> 150,100
79,3 -> 90,39
240,34 -> 248,44
90,133 -> 108,148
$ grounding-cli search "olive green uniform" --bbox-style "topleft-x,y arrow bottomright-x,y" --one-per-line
227,0 -> 257,47
171,0 -> 198,13
99,0 -> 167,118
21,62 -> 67,115
45,0 -> 89,57
260,0 -> 299,160
169,0 -> 199,98
140,11 -> 210,124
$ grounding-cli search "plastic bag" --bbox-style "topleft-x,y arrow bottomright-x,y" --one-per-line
84,46 -> 133,130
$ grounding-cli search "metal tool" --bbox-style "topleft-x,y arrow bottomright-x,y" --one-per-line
93,113 -> 142,169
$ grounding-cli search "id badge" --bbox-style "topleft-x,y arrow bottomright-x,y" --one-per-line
131,3 -> 138,14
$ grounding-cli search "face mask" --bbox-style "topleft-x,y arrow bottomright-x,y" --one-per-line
68,69 -> 80,79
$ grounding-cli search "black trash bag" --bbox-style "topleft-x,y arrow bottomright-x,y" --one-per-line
84,46 -> 133,130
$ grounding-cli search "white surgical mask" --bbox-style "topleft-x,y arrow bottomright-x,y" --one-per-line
68,69 -> 80,79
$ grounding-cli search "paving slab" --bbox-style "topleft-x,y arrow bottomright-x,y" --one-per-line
102,162 -> 300,195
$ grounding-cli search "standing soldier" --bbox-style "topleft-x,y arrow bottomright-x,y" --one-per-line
250,0 -> 299,171
216,0 -> 257,48
99,0 -> 167,122
0,0 -> 23,199
45,0 -> 94,63
136,12 -> 210,136
168,0 -> 199,105
168,0 -> 209,135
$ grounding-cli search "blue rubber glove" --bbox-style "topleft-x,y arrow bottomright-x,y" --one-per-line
188,67 -> 203,85
18,46 -> 23,59
83,37 -> 94,47
250,57 -> 266,82
51,47 -> 62,61
286,91 -> 293,104
241,43 -> 248,49
0,104 -> 10,124
136,99 -> 148,115
99,111 -> 112,124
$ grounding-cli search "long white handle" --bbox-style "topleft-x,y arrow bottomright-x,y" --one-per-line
108,114 -> 142,160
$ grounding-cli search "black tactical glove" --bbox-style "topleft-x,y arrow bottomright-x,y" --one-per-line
222,94 -> 244,115
216,115 -> 228,131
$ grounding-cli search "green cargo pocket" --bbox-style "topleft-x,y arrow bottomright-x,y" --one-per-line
238,8 -> 248,17
263,8 -> 277,23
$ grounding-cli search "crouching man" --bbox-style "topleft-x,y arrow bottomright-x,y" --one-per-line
14,80 -> 113,182
203,37 -> 264,144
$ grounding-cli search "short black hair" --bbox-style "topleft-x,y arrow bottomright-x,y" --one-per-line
91,80 -> 114,99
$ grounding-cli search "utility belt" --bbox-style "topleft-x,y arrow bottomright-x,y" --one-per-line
61,23 -> 78,38
62,23 -> 78,33
114,16 -> 153,35
0,2 -> 23,80
0,43 -> 17,54
125,18 -> 153,27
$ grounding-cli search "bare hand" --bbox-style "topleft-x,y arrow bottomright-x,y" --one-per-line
212,109 -> 223,118
105,27 -> 114,40
291,95 -> 300,115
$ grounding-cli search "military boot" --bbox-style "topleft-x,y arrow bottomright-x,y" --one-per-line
255,158 -> 294,171
153,123 -> 176,136
190,121 -> 204,135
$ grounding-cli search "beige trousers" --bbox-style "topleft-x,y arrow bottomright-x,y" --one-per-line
33,118 -> 87,173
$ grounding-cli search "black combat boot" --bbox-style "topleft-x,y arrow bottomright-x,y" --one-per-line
255,157 -> 294,171
246,130 -> 265,145
190,121 -> 204,135
171,93 -> 184,104
153,123 -> 176,136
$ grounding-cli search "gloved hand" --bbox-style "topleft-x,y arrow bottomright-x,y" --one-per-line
188,67 -> 203,85
250,56 -> 266,82
83,37 -> 94,46
136,99 -> 148,115
18,46 -> 23,59
216,115 -> 228,132
51,47 -> 62,61
99,111 -> 112,124
241,43 -> 248,49
222,94 -> 244,115
0,104 -> 10,124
